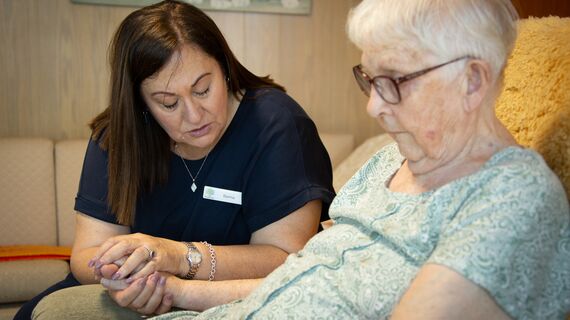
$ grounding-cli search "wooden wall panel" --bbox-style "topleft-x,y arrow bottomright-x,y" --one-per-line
513,0 -> 570,18
0,0 -> 381,144
2,0 -> 569,144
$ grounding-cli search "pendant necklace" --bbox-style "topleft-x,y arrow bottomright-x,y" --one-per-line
175,144 -> 209,192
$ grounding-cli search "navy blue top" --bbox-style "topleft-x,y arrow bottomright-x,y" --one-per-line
74,88 -> 335,245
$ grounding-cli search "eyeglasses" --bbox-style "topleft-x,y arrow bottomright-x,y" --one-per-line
352,56 -> 470,104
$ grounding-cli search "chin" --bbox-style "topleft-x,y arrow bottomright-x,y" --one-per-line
396,143 -> 422,160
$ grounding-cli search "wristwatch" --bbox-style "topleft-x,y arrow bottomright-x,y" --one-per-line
182,242 -> 202,279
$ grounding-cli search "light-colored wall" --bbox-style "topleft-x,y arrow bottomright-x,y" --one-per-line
0,0 -> 383,145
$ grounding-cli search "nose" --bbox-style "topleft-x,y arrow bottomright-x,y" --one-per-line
181,98 -> 204,124
366,88 -> 391,119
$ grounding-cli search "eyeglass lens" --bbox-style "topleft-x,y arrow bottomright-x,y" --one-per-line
353,66 -> 400,104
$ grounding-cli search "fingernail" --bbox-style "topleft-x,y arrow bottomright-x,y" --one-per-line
87,259 -> 95,268
125,277 -> 135,284
159,276 -> 166,286
94,261 -> 103,269
112,272 -> 121,280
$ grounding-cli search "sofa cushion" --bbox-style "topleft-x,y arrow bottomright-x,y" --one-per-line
0,259 -> 69,303
0,138 -> 57,246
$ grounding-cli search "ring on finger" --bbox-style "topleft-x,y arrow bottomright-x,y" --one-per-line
143,246 -> 155,261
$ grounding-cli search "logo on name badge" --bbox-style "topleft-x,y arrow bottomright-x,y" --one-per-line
203,186 -> 242,205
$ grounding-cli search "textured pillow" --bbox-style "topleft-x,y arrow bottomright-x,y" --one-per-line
495,16 -> 570,200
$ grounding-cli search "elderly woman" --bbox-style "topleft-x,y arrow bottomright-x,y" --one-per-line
35,0 -> 569,319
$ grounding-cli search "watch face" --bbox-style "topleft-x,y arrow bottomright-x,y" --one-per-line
189,251 -> 202,266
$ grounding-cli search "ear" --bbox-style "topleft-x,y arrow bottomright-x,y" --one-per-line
463,59 -> 491,113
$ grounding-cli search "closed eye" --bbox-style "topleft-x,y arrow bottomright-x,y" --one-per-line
194,87 -> 210,97
162,100 -> 178,109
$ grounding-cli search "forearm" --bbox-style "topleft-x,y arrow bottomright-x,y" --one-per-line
189,243 -> 288,281
70,247 -> 101,284
168,277 -> 264,312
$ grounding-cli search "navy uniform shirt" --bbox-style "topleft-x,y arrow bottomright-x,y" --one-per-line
75,88 -> 335,244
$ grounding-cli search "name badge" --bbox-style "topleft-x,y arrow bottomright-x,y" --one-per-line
203,186 -> 242,205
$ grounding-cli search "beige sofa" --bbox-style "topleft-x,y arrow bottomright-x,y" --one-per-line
0,139 -> 88,319
0,132 -> 387,320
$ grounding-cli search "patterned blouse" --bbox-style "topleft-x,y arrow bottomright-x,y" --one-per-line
155,144 -> 570,320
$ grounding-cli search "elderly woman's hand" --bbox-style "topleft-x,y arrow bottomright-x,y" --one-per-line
88,233 -> 185,282
103,271 -> 175,315
96,261 -> 129,290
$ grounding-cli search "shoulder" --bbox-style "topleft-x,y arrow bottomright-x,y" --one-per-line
441,147 -> 569,238
235,88 -> 317,143
338,143 -> 403,195
351,143 -> 403,183
430,147 -> 570,319
245,87 -> 298,107
242,88 -> 308,122
478,147 -> 567,208
84,136 -> 108,162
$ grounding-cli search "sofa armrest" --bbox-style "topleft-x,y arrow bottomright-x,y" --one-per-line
319,133 -> 355,169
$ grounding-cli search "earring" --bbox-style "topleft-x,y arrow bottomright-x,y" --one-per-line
142,111 -> 149,124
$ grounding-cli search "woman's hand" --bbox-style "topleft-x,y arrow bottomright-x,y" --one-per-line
71,213 -> 131,284
103,271 -> 175,315
94,256 -> 143,287
88,233 -> 185,282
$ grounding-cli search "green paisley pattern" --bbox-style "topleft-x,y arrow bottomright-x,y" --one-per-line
154,144 -> 570,320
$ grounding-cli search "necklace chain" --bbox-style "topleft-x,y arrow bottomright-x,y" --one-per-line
175,144 -> 209,192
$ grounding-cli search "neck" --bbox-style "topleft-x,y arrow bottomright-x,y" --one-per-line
391,109 -> 517,193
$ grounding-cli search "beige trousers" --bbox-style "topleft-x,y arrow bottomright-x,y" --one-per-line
32,284 -> 144,320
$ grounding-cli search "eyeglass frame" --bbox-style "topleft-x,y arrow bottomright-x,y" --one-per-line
352,56 -> 471,104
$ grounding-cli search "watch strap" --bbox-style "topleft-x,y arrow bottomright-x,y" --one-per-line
182,241 -> 201,280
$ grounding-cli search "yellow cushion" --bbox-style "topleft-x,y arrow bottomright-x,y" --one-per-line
496,17 -> 570,200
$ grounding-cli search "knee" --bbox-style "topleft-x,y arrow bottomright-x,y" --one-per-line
32,285 -> 107,320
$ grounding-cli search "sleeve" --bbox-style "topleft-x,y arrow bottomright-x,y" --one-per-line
242,94 -> 335,233
427,164 -> 570,318
74,138 -> 120,224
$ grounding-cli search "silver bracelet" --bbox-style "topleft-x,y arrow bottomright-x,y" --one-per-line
200,241 -> 216,281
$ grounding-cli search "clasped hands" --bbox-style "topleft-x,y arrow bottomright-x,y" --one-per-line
88,233 -> 182,315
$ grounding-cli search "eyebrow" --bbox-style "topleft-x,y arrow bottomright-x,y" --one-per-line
150,72 -> 212,97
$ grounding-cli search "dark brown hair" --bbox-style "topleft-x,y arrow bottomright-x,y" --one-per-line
90,0 -> 284,225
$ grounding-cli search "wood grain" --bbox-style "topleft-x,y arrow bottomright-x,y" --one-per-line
0,0 -> 375,144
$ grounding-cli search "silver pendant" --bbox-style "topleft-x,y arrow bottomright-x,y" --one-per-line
191,182 -> 197,192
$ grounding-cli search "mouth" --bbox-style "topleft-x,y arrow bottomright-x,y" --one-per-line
187,123 -> 211,138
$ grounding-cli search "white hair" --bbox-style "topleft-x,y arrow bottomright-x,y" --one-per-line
347,0 -> 519,80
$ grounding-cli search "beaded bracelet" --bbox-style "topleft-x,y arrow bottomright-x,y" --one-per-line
200,241 -> 216,281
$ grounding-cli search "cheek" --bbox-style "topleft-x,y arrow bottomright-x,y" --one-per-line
424,130 -> 437,140
417,85 -> 450,136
